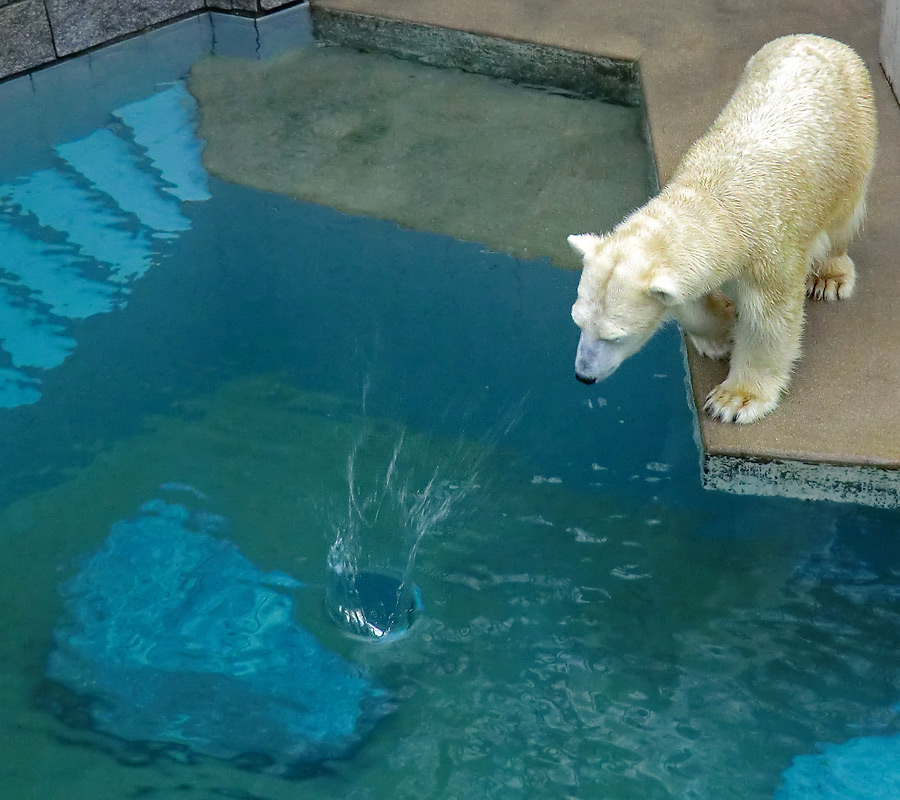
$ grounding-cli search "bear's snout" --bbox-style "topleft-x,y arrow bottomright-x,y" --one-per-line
574,330 -> 628,383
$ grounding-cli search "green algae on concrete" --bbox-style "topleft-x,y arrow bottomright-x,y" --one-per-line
188,44 -> 653,268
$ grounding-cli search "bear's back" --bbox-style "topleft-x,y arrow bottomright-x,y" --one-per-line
673,34 -> 876,238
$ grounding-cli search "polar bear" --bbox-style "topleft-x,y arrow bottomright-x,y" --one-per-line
568,34 -> 877,423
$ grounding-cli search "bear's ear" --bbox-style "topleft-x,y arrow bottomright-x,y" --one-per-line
647,272 -> 682,306
567,233 -> 603,259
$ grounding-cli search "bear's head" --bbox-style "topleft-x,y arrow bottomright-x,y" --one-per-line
568,231 -> 679,384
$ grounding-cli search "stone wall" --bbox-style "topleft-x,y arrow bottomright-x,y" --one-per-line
884,0 -> 900,104
0,0 -> 298,81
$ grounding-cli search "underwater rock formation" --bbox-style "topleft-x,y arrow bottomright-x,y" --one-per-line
776,733 -> 900,799
45,497 -> 392,774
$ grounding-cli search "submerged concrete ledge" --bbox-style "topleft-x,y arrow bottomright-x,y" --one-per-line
188,19 -> 653,268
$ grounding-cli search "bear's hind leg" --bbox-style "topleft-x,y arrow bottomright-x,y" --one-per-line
806,196 -> 865,302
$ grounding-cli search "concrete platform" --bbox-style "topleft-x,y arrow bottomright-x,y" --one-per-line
312,0 -> 900,507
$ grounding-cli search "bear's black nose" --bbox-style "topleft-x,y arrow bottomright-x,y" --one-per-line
575,372 -> 596,385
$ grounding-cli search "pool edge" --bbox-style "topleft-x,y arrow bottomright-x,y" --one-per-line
704,454 -> 900,509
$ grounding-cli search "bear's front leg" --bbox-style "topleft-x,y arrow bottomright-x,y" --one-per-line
703,281 -> 804,424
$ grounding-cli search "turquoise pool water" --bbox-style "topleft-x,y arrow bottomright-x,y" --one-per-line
1,8 -> 899,800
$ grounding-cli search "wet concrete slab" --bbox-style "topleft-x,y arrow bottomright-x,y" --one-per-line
311,0 -> 900,506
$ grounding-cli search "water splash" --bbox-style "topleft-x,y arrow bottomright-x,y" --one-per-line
326,431 -> 478,641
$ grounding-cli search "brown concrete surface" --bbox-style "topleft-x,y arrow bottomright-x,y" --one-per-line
312,0 -> 900,477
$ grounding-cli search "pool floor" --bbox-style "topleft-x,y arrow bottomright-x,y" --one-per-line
1,9 -> 899,800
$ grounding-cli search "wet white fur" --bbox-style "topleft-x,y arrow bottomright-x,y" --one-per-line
569,34 -> 877,423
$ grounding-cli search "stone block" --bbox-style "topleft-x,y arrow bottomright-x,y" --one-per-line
45,0 -> 205,57
205,0 -> 258,12
0,0 -> 56,80
260,0 -> 298,11
883,0 -> 900,104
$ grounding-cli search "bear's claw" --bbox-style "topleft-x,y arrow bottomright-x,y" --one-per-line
806,255 -> 856,302
806,275 -> 853,302
704,384 -> 779,424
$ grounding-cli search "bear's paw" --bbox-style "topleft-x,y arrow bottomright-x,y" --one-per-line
806,255 -> 856,302
704,382 -> 780,424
